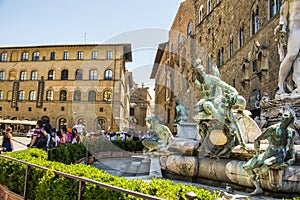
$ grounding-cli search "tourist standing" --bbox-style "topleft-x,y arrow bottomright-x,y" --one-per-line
2,127 -> 14,152
71,127 -> 81,144
28,120 -> 48,148
66,128 -> 73,143
56,130 -> 63,146
46,128 -> 58,147
59,127 -> 68,146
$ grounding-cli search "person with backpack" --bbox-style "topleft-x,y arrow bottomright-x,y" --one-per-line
2,127 -> 14,152
28,120 -> 48,148
46,127 -> 57,148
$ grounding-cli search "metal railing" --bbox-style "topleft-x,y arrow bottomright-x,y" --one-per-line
0,155 -> 164,200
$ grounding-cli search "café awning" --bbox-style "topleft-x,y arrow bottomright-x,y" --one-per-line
0,119 -> 36,125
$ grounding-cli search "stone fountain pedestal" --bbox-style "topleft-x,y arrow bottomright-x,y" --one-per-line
176,122 -> 200,140
158,141 -> 300,196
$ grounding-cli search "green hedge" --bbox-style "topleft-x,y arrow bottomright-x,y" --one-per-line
47,143 -> 87,164
86,140 -> 144,153
0,148 -> 218,199
47,140 -> 144,164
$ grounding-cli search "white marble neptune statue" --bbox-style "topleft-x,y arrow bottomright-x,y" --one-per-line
275,0 -> 300,95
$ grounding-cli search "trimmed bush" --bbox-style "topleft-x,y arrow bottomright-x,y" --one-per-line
47,143 -> 87,164
47,140 -> 144,164
86,140 -> 144,153
0,148 -> 218,200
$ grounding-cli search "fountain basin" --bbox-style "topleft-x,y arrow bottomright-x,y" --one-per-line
159,150 -> 300,195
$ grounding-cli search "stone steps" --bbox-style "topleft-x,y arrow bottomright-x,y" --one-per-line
136,159 -> 151,175
123,161 -> 142,176
93,155 -> 152,177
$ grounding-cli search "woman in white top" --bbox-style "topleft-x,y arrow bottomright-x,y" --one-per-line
71,128 -> 81,144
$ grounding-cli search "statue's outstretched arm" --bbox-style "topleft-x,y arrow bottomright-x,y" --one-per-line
216,79 -> 238,94
253,128 -> 270,155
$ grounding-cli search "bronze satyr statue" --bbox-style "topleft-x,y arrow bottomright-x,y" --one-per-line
142,116 -> 174,153
243,110 -> 296,195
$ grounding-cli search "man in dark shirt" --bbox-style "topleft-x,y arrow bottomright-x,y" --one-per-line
28,120 -> 48,148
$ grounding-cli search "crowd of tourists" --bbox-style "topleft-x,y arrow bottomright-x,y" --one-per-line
97,130 -> 151,141
26,119 -> 81,149
1,119 -> 152,152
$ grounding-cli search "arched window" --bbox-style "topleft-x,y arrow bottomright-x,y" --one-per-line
18,90 -> 25,101
48,70 -> 55,80
21,52 -> 29,61
9,70 -> 16,80
207,0 -> 213,13
61,69 -> 68,80
187,21 -> 193,36
257,52 -> 263,73
104,70 -> 112,80
178,33 -> 183,48
171,44 -> 174,54
199,5 -> 204,23
75,69 -> 82,80
58,118 -> 67,130
0,90 -> 3,100
218,50 -> 221,67
253,59 -> 258,73
181,49 -> 187,69
103,90 -> 112,102
20,71 -> 27,80
88,90 -> 96,102
31,70 -> 38,80
96,118 -> 105,130
207,55 -> 213,72
252,7 -> 260,35
73,90 -> 81,101
249,89 -> 261,110
242,62 -> 250,81
32,52 -> 39,61
1,53 -> 7,62
77,118 -> 85,125
0,71 -> 5,80
229,36 -> 234,58
217,48 -> 224,67
7,91 -> 12,101
29,90 -> 36,101
221,47 -> 224,66
239,23 -> 244,48
269,0 -> 281,18
41,116 -> 50,124
60,90 -> 67,101
46,90 -> 53,101
90,69 -> 97,80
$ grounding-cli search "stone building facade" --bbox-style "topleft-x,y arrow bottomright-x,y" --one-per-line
0,44 -> 132,133
152,0 -> 282,130
194,0 -> 282,118
151,0 -> 196,131
129,85 -> 152,133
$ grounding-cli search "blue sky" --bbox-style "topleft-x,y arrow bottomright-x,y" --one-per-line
0,0 -> 183,97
